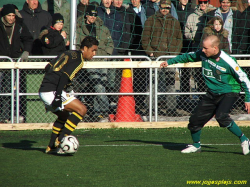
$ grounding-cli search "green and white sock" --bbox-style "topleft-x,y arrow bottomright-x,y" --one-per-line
227,121 -> 248,143
191,130 -> 201,148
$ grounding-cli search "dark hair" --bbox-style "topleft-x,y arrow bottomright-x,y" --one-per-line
80,36 -> 99,49
206,16 -> 224,32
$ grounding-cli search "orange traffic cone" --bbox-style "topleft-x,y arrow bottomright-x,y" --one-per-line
109,68 -> 143,122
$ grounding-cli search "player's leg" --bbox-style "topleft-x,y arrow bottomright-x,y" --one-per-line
57,99 -> 87,141
182,93 -> 216,153
215,93 -> 249,155
45,110 -> 69,153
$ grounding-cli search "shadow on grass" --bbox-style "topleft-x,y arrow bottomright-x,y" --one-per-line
2,140 -> 44,152
2,140 -> 75,156
105,139 -> 216,151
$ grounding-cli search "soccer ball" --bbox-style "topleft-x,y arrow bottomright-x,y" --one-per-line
60,135 -> 79,154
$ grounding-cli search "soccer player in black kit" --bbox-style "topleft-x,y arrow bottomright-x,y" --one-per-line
39,36 -> 98,154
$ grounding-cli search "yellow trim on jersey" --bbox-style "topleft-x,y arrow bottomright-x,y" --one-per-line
69,54 -> 84,80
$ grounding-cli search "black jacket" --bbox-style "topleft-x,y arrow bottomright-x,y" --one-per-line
0,17 -> 33,58
97,3 -> 124,55
142,1 -> 156,18
113,5 -> 132,54
126,4 -> 144,50
20,2 -> 52,55
39,27 -> 67,55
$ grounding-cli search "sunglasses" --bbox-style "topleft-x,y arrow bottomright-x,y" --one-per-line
159,6 -> 171,10
198,1 -> 208,4
89,13 -> 97,17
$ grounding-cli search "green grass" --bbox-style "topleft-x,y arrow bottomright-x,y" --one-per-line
0,127 -> 249,187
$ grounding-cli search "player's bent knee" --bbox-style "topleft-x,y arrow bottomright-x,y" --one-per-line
188,123 -> 203,131
215,114 -> 232,128
76,104 -> 87,116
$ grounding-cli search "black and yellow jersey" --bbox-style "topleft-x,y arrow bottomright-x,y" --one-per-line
39,50 -> 84,93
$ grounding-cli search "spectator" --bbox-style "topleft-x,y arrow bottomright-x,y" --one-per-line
184,0 -> 215,93
0,4 -> 33,123
76,5 -> 114,121
42,0 -> 70,45
200,16 -> 230,54
97,0 -> 123,55
185,0 -> 215,51
142,0 -> 183,116
20,0 -> 52,55
173,0 -> 194,109
39,13 -> 69,55
126,0 -> 147,55
173,0 -> 194,52
142,0 -> 178,19
0,4 -> 33,59
241,0 -> 250,54
112,0 -> 131,54
205,0 -> 247,54
126,0 -> 148,115
77,0 -> 89,18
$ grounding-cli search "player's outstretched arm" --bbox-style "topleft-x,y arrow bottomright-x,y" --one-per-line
245,102 -> 250,114
160,61 -> 168,68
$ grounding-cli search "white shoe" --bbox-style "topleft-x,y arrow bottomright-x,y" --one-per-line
241,139 -> 250,155
181,145 -> 201,153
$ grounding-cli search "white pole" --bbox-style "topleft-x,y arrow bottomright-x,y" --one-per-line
70,0 -> 77,50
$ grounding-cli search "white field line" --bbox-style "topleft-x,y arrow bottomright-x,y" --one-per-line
0,143 -> 240,149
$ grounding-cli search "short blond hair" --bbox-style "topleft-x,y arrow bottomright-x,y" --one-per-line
204,35 -> 221,48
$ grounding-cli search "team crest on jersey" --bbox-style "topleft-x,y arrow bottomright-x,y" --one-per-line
45,37 -> 49,44
235,66 -> 239,71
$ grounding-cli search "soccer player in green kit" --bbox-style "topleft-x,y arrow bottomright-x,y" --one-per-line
160,35 -> 250,155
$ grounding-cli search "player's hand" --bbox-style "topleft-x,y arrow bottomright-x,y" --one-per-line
245,102 -> 250,114
160,61 -> 168,68
52,94 -> 62,108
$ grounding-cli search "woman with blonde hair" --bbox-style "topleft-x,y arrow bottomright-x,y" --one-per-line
201,16 -> 230,53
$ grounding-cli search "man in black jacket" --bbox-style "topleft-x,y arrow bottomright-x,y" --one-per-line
0,4 -> 33,59
20,0 -> 52,55
0,4 -> 33,123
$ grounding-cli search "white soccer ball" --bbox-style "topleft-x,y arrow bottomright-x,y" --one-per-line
60,135 -> 79,154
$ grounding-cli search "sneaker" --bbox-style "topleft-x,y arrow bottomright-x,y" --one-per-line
241,139 -> 250,155
181,145 -> 201,153
45,146 -> 57,154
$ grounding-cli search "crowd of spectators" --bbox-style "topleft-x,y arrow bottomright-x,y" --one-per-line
1,0 -> 250,121
1,0 -> 250,58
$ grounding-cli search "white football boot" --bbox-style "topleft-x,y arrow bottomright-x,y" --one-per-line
181,145 -> 201,153
241,139 -> 250,155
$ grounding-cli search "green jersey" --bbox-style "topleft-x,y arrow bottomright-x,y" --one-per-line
167,49 -> 250,102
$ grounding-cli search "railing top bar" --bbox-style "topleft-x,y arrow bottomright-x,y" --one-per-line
15,55 -> 151,61
17,56 -> 57,62
0,56 -> 14,62
92,55 -> 151,61
156,54 -> 250,61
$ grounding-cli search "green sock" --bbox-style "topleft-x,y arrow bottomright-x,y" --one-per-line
191,130 -> 201,148
227,121 -> 248,143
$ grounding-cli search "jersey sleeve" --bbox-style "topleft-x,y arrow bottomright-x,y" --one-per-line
167,49 -> 202,65
228,62 -> 250,102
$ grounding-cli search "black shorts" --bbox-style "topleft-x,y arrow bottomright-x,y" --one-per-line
188,91 -> 239,131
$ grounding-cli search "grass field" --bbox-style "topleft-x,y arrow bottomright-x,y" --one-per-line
0,127 -> 249,187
